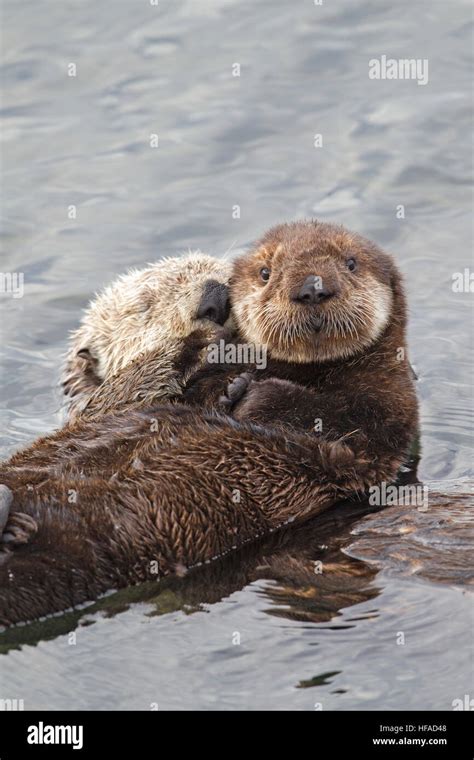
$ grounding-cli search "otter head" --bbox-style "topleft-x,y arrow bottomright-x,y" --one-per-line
231,221 -> 403,363
63,252 -> 232,403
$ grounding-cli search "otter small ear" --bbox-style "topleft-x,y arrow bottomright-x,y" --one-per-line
389,266 -> 404,298
76,348 -> 91,359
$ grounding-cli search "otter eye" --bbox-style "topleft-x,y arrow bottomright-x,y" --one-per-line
346,258 -> 357,272
260,267 -> 271,282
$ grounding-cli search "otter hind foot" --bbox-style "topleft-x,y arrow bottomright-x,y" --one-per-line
2,512 -> 38,546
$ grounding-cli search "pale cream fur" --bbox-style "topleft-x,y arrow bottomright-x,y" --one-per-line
62,252 -> 232,416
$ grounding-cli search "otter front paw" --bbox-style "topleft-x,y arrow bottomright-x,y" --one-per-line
231,377 -> 318,428
219,372 -> 254,412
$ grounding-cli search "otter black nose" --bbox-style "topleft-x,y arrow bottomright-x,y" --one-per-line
293,275 -> 335,305
196,280 -> 230,325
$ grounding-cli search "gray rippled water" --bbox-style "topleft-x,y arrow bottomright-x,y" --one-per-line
0,0 -> 472,710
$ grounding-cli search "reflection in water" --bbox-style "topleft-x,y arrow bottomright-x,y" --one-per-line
297,671 -> 342,689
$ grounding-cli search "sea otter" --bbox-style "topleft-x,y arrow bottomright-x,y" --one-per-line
183,220 -> 417,461
62,252 -> 232,418
0,221 -> 418,626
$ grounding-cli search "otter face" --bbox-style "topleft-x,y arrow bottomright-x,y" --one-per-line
68,252 -> 232,382
231,221 -> 397,363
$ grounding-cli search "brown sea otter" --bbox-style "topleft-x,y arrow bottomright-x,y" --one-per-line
0,221 -> 418,626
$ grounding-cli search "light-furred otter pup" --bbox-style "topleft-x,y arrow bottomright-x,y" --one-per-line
62,252 -> 233,418
0,221 -> 418,626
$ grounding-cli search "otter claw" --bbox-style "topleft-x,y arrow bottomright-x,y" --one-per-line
219,372 -> 254,411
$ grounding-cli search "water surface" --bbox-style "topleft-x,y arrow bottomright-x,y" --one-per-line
0,0 -> 472,710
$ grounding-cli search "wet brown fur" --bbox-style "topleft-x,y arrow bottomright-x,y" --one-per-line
183,220 -> 418,469
0,221 -> 418,626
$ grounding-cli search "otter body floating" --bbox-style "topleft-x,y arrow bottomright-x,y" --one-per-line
0,222 -> 418,626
